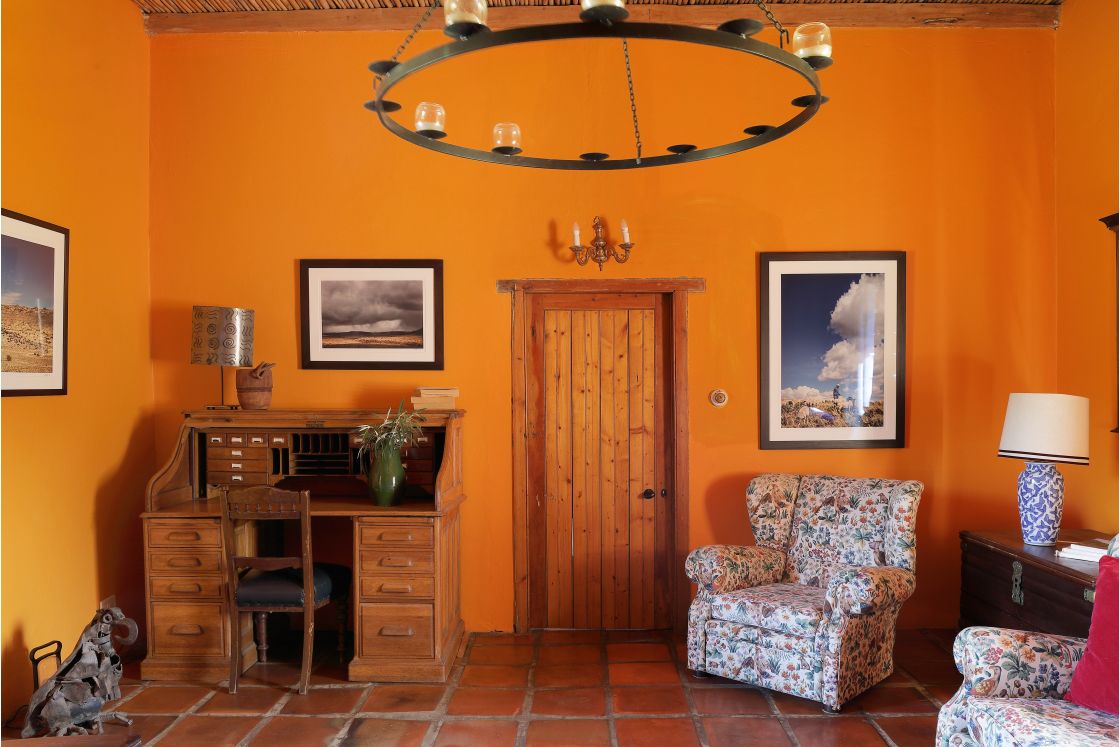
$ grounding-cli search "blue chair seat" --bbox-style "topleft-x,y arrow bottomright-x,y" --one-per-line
236,563 -> 350,607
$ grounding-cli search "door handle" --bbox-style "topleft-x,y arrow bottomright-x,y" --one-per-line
640,489 -> 656,500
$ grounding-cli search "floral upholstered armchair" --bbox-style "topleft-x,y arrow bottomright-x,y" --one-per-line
685,473 -> 923,710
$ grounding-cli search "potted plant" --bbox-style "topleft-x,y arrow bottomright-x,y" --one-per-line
356,404 -> 425,507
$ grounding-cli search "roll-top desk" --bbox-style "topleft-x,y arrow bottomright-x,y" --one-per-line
140,409 -> 465,683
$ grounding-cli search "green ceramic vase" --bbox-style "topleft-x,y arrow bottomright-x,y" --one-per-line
369,448 -> 405,507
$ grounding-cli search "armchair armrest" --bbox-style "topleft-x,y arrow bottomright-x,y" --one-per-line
825,565 -> 915,616
685,545 -> 784,594
952,626 -> 1086,699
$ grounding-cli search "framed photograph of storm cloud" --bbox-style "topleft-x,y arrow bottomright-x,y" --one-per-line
758,252 -> 905,449
299,259 -> 443,370
2,209 -> 69,396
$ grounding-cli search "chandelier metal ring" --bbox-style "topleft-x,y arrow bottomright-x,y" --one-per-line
371,21 -> 824,170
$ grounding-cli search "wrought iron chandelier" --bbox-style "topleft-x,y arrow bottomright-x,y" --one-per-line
366,0 -> 834,170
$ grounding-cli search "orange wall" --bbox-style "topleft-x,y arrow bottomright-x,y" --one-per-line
149,26 -> 1061,634
1055,0 -> 1120,531
1,0 -> 154,719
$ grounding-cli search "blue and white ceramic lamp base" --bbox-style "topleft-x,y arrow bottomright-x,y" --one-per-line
1017,462 -> 1064,546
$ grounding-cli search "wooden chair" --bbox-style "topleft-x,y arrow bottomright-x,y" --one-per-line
219,486 -> 349,694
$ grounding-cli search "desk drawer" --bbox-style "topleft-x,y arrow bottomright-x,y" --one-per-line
150,602 -> 225,656
150,550 -> 222,575
225,434 -> 249,446
151,577 -> 224,600
208,459 -> 269,473
207,446 -> 267,460
266,433 -> 290,448
359,525 -> 434,548
361,575 -> 435,600
360,549 -> 434,575
244,433 -> 269,447
148,521 -> 221,548
359,603 -> 433,659
207,472 -> 268,486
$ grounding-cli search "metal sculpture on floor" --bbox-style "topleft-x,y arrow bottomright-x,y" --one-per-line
21,607 -> 139,737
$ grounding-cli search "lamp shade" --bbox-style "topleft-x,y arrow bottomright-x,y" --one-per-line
190,305 -> 254,367
998,393 -> 1089,465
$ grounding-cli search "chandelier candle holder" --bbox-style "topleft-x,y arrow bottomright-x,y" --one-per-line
571,216 -> 633,271
366,0 -> 834,170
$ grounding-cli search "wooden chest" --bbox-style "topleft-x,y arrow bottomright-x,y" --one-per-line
959,529 -> 1109,639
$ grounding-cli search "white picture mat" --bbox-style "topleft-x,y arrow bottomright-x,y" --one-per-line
306,266 -> 436,363
2,215 -> 66,392
767,259 -> 899,442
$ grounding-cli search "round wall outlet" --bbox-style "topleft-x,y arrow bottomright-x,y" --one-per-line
709,389 -> 729,407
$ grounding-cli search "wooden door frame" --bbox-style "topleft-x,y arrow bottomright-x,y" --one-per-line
498,277 -> 705,633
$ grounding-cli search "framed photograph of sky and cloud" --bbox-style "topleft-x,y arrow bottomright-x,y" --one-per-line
2,209 -> 69,396
759,252 -> 905,449
300,259 -> 443,370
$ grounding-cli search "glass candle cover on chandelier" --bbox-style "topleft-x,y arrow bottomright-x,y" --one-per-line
414,102 -> 446,133
580,0 -> 628,21
792,22 -> 832,60
444,0 -> 488,27
492,122 -> 522,154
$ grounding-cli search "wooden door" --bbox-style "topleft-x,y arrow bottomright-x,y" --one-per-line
526,293 -> 671,629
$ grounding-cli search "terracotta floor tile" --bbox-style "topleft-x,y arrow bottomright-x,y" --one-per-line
606,642 -> 672,662
118,686 -> 212,714
101,715 -> 177,744
612,685 -> 689,714
468,645 -> 534,665
531,687 -> 607,716
538,644 -> 602,665
535,663 -> 605,688
616,718 -> 700,747
687,672 -> 750,688
770,692 -> 836,716
472,632 -> 537,646
899,659 -> 963,687
605,629 -> 667,643
526,719 -> 611,747
446,687 -> 526,716
240,661 -> 303,687
703,717 -> 793,747
157,715 -> 259,747
309,661 -> 352,685
434,719 -> 518,746
848,686 -> 938,714
460,664 -> 530,687
198,687 -> 286,714
874,715 -> 939,746
882,669 -> 917,684
250,716 -> 348,746
342,718 -> 429,747
609,661 -> 680,685
922,628 -> 960,652
361,684 -> 446,713
539,630 -> 603,644
282,686 -> 363,715
789,717 -> 887,747
691,687 -> 771,715
926,685 -> 960,705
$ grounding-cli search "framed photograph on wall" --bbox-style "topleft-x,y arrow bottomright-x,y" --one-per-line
759,251 -> 905,449
2,209 -> 69,396
300,259 -> 444,370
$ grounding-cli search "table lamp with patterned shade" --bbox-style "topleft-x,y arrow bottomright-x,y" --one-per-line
190,305 -> 254,409
998,392 -> 1090,546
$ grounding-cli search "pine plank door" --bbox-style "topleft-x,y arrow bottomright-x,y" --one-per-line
526,293 -> 671,629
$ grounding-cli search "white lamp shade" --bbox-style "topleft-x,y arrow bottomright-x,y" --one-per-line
998,393 -> 1089,465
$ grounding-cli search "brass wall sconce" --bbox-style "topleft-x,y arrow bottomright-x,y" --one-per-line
571,216 -> 634,271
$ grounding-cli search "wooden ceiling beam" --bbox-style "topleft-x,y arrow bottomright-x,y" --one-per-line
143,3 -> 1060,34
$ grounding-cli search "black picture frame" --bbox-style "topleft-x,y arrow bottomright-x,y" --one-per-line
1,209 -> 70,397
758,251 -> 906,450
299,259 -> 444,370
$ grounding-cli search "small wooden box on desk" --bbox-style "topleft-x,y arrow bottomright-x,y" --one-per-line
959,529 -> 1111,638
141,409 -> 465,684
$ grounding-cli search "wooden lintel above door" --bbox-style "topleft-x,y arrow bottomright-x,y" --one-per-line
497,278 -> 705,294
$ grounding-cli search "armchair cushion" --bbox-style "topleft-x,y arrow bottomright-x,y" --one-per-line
685,545 -> 784,594
710,583 -> 825,637
1066,555 -> 1118,714
824,565 -> 916,617
966,697 -> 1118,747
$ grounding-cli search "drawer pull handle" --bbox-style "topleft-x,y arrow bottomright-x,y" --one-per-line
379,626 -> 415,637
1011,561 -> 1025,605
168,557 -> 202,568
167,531 -> 201,541
232,475 -> 244,482
232,463 -> 242,469
169,583 -> 203,594
231,437 -> 243,443
251,437 -> 264,444
231,450 -> 243,457
380,532 -> 415,542
381,558 -> 414,568
381,583 -> 414,594
170,624 -> 204,636
209,436 -> 222,443
272,437 -> 285,443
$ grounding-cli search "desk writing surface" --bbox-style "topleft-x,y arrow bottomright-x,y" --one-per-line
142,495 -> 454,518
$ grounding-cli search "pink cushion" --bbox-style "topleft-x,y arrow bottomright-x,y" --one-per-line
1066,555 -> 1119,715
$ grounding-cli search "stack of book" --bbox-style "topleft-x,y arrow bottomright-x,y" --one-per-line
411,386 -> 459,411
1055,538 -> 1111,563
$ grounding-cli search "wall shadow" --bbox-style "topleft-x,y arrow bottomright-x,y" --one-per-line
699,472 -> 756,547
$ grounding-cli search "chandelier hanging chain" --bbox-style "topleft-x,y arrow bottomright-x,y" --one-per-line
753,0 -> 790,48
622,38 -> 643,165
374,0 -> 440,89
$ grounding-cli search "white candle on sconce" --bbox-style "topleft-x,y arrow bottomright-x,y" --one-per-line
621,219 -> 630,244
573,222 -> 582,247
